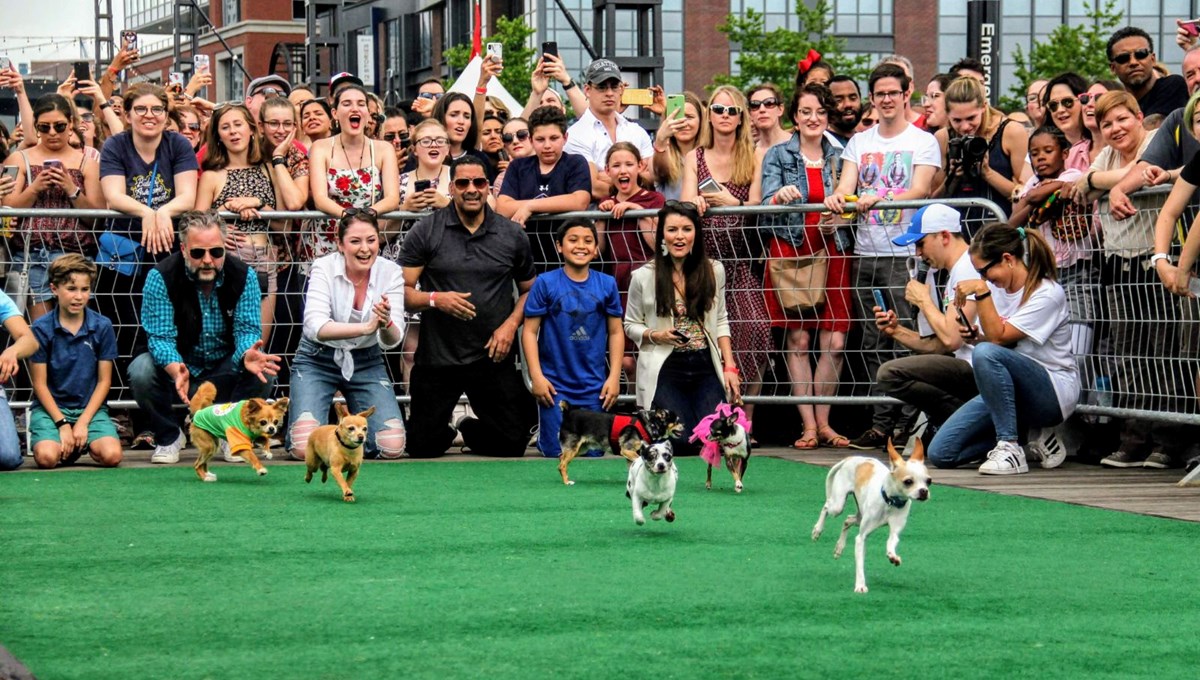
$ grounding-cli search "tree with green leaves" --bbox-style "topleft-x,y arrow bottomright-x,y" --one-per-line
713,0 -> 871,103
1001,0 -> 1124,112
444,17 -> 537,104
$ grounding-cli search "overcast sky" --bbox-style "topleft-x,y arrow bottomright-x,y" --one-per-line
0,1 -> 127,66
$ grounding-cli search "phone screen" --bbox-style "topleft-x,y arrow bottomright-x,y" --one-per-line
121,30 -> 138,51
698,177 -> 722,194
872,289 -> 888,312
0,57 -> 12,71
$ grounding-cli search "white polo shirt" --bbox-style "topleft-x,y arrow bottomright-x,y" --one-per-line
563,108 -> 655,168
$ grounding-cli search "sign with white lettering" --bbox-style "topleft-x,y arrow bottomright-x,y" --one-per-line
357,34 -> 375,90
967,0 -> 1000,106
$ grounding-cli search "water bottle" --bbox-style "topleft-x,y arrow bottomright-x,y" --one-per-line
1093,376 -> 1112,424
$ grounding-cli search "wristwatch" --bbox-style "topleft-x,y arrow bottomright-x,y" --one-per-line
54,418 -> 69,429
1149,253 -> 1171,266
67,186 -> 82,201
271,156 -> 288,167
562,80 -> 577,91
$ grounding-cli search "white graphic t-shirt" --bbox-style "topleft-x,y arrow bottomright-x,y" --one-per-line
841,124 -> 941,256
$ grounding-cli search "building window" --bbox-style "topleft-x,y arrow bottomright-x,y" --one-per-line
409,10 -> 433,70
223,0 -> 239,25
445,0 -> 471,52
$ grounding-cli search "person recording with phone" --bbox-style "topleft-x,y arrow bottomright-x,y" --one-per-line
564,58 -> 656,201
1,94 -> 104,320
522,45 -> 588,120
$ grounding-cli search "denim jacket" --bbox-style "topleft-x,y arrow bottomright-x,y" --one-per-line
760,132 -> 844,246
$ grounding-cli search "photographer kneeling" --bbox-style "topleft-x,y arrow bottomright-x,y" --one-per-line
932,77 -> 1028,238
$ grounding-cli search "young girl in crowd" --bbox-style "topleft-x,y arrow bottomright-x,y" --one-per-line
307,85 -> 399,262
493,117 -> 533,196
195,103 -> 285,343
653,91 -> 703,201
598,142 -> 666,383
258,96 -> 309,212
1,94 -> 104,320
928,223 -> 1077,475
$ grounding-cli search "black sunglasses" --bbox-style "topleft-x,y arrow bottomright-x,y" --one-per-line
453,177 -> 489,190
188,246 -> 226,260
1112,48 -> 1152,65
1046,97 -> 1076,114
341,207 -> 378,220
747,97 -> 780,111
664,199 -> 699,211
36,122 -> 70,134
501,129 -> 530,144
975,258 -> 1003,277
1077,93 -> 1098,106
382,131 -> 410,144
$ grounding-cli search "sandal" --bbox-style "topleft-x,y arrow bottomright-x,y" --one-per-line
818,427 -> 850,448
793,429 -> 819,450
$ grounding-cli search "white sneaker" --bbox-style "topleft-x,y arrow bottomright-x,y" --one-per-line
1027,428 -> 1066,469
150,429 -> 185,464
221,440 -> 243,463
978,440 -> 1029,475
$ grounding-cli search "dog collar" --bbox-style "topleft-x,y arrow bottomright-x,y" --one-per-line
881,487 -> 908,509
336,431 -> 362,450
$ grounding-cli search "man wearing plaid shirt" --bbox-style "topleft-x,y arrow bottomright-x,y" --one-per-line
128,210 -> 281,464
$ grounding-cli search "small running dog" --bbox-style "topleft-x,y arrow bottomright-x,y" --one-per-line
189,382 -> 288,483
305,403 -> 375,502
625,440 -> 678,525
812,437 -> 931,593
691,404 -> 751,493
557,403 -> 682,485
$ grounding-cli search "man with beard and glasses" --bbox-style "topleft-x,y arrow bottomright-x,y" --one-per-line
129,210 -> 281,465
827,75 -> 863,144
399,156 -> 538,458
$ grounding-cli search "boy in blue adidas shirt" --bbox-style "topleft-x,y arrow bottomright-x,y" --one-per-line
29,254 -> 122,469
522,218 -> 624,457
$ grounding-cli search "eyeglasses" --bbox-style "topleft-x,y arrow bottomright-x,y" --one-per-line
664,199 -> 699,211
80,113 -> 95,123
262,120 -> 295,131
382,132 -> 410,143
748,97 -> 779,111
188,246 -> 226,260
132,105 -> 167,117
502,129 -> 530,144
341,207 -> 378,220
35,122 -> 70,134
415,136 -> 448,148
1112,47 -> 1152,65
1046,97 -> 1076,114
453,177 -> 489,190
590,80 -> 623,92
253,87 -> 284,98
417,92 -> 444,101
860,117 -> 878,126
1077,93 -> 1101,106
872,90 -> 905,101
975,258 -> 1003,277
796,107 -> 826,119
709,103 -> 742,117
921,92 -> 943,107
1025,93 -> 1042,103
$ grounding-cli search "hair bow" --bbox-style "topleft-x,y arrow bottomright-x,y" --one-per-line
797,49 -> 823,75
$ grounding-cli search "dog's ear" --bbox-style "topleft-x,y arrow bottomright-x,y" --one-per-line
886,437 -> 903,467
909,435 -> 925,463
245,399 -> 262,415
273,397 -> 289,413
335,402 -> 350,419
359,406 -> 376,419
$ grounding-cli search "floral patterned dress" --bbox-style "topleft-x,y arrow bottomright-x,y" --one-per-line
696,147 -> 771,381
301,141 -> 381,264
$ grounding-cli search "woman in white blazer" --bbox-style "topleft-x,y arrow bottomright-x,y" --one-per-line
624,200 -> 742,454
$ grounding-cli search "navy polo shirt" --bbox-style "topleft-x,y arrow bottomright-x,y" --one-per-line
30,308 -> 119,409
399,205 -> 535,367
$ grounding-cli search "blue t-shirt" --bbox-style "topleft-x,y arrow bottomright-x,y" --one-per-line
500,152 -> 592,268
30,308 -> 119,409
524,268 -> 622,398
100,130 -> 199,234
0,291 -> 20,324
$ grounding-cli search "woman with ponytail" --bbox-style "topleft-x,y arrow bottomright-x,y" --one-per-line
927,222 -> 1079,475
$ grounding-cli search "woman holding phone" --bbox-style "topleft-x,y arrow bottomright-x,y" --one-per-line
1,93 -> 104,319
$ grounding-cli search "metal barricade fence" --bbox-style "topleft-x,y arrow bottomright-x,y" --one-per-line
0,195 -> 1197,430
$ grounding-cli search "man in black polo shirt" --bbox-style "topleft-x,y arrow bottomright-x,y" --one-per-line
1107,26 -> 1189,118
400,156 -> 538,457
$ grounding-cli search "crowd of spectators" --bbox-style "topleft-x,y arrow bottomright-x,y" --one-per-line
1,20 -> 1199,476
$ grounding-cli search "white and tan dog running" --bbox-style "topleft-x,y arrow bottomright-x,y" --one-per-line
812,437 -> 931,593
626,440 -> 677,525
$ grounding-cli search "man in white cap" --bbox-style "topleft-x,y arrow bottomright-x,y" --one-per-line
563,58 -> 654,200
872,205 -> 1064,466
245,75 -> 291,123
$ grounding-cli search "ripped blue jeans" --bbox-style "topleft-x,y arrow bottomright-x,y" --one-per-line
287,338 -> 406,459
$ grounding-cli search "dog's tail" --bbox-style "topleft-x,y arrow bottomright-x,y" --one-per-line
190,381 -> 218,415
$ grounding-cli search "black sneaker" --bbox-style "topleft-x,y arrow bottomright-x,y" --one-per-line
1143,452 -> 1177,469
848,428 -> 888,450
1100,450 -> 1147,468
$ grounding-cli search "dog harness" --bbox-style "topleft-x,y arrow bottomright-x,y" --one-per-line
610,414 -> 651,449
191,401 -> 256,454
880,487 -> 909,509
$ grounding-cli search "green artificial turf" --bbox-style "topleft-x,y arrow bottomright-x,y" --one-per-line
2,456 -> 1198,679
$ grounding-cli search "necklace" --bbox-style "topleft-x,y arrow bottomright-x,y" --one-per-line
803,154 -> 824,168
340,135 -> 366,172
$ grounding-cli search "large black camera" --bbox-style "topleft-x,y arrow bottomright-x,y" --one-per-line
947,134 -> 988,175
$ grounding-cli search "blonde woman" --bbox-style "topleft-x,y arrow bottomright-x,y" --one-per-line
653,91 -> 703,201
681,84 -> 769,423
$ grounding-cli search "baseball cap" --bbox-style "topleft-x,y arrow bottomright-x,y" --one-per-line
583,59 -> 622,85
329,72 -> 364,94
245,75 -> 291,99
891,204 -> 962,246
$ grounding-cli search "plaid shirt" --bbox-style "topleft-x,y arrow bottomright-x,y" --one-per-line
142,266 -> 262,376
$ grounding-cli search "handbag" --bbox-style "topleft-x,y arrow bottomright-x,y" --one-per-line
97,160 -> 155,276
768,248 -> 828,315
2,233 -> 30,314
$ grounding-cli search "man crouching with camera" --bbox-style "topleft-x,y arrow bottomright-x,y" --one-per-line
932,76 -> 1028,239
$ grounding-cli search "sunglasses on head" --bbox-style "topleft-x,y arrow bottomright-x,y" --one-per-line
1046,96 -> 1076,113
502,129 -> 530,144
747,97 -> 779,111
1112,47 -> 1152,65
664,199 -> 699,211
453,177 -> 489,190
341,207 -> 378,220
188,246 -> 225,260
35,122 -> 70,134
709,103 -> 743,117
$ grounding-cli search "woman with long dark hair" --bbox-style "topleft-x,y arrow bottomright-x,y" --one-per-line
624,201 -> 741,455
927,223 -> 1078,475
